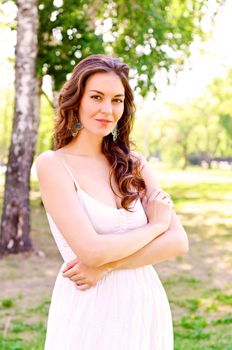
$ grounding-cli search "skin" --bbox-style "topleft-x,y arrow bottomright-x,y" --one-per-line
37,72 -> 173,269
62,168 -> 188,291
78,72 -> 125,143
55,72 -> 127,209
36,71 -> 188,291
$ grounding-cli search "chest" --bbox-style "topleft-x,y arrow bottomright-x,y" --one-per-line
68,157 -> 124,209
77,189 -> 148,235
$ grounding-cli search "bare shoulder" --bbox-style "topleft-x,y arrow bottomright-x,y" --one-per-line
130,150 -> 145,160
130,151 -> 160,194
35,149 -> 76,206
35,149 -> 61,168
35,150 -> 63,180
130,150 -> 147,168
35,150 -> 55,166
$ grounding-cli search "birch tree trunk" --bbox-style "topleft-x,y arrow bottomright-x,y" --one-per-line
0,0 -> 38,255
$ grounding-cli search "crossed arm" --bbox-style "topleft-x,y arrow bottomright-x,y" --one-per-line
62,154 -> 188,289
103,211 -> 188,270
62,210 -> 188,290
108,153 -> 188,269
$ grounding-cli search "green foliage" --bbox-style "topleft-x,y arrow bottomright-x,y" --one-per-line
3,0 -> 220,95
37,0 -> 219,94
216,294 -> 232,306
36,95 -> 54,155
0,1 -> 228,169
38,0 -> 104,91
131,112 -> 163,158
220,114 -> 232,139
103,0 -> 213,96
208,69 -> 232,140
180,315 -> 208,330
133,87 -> 231,167
212,317 -> 232,325
2,299 -> 13,308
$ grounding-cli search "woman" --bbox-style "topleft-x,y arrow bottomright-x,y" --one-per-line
36,54 -> 188,350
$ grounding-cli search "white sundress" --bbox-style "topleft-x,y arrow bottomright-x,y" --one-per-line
43,160 -> 174,350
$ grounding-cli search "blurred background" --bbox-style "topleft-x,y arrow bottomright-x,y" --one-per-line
0,0 -> 231,349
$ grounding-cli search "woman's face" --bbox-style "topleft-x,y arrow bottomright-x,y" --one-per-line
78,72 -> 125,138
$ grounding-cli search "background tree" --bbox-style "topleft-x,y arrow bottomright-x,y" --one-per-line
37,0 -> 104,102
191,97 -> 229,167
35,0 -> 220,154
132,112 -> 165,159
0,0 -> 38,255
37,0 -> 218,97
153,95 -> 230,168
159,103 -> 197,169
100,0 -> 214,96
0,0 -> 222,255
209,69 -> 232,142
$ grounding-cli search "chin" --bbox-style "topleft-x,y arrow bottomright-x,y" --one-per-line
95,130 -> 112,138
93,132 -> 109,139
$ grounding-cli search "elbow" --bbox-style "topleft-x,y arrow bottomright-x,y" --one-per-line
77,241 -> 107,268
82,255 -> 105,268
177,229 -> 189,256
78,250 -> 103,268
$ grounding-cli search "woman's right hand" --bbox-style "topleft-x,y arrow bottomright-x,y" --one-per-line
142,189 -> 173,232
62,258 -> 109,291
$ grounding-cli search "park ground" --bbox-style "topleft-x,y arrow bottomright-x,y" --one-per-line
0,165 -> 232,350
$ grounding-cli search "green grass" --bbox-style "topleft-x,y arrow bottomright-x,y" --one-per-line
0,166 -> 232,349
0,294 -> 47,350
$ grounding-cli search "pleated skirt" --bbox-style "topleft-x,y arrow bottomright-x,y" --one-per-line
44,264 -> 173,350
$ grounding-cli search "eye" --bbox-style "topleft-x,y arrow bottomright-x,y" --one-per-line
91,95 -> 101,100
113,98 -> 124,103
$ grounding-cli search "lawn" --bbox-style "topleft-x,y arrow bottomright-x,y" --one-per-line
0,165 -> 232,350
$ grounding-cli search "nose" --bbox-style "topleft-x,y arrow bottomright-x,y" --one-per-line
100,99 -> 112,114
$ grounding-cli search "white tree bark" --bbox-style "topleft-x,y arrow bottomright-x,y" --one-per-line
0,0 -> 38,254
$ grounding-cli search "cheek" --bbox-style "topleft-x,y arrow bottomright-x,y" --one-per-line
79,100 -> 94,116
116,104 -> 124,118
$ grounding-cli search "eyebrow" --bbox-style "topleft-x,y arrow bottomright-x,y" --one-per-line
89,89 -> 125,97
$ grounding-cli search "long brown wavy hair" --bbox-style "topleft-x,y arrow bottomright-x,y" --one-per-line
53,54 -> 146,210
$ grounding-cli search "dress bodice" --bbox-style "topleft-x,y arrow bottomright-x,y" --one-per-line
45,157 -> 147,261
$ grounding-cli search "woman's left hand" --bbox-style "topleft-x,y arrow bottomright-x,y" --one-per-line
62,258 -> 109,291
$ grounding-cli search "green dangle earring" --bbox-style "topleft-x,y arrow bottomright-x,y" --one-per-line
70,113 -> 83,137
111,124 -> 118,141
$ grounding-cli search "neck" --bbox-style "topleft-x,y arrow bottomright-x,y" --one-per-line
64,130 -> 103,157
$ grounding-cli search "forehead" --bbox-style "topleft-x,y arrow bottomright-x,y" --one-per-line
85,72 -> 125,94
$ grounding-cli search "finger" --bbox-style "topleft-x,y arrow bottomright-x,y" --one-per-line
162,198 -> 174,207
150,194 -> 173,209
76,283 -> 90,291
62,259 -> 79,273
155,191 -> 170,201
63,258 -> 80,271
165,198 -> 174,208
72,275 -> 85,283
161,195 -> 172,203
148,188 -> 162,200
162,191 -> 171,200
148,193 -> 160,202
62,265 -> 79,278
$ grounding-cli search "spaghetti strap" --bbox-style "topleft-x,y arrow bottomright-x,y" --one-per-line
55,153 -> 81,191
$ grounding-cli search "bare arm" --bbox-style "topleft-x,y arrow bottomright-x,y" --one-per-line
61,153 -> 188,290
62,211 -> 188,290
36,151 -> 169,268
103,212 -> 188,271
103,152 -> 189,269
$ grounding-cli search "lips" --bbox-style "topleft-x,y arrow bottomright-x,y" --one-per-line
95,119 -> 113,123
